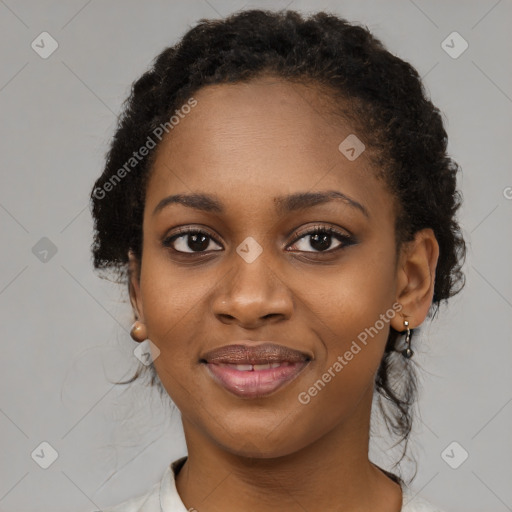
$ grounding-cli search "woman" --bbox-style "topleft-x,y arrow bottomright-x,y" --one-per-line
90,9 -> 465,512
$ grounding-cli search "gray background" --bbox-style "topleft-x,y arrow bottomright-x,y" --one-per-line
1,0 -> 511,511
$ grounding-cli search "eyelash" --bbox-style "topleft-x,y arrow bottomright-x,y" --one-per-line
162,225 -> 355,256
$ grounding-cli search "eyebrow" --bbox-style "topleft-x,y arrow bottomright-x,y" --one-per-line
152,190 -> 369,218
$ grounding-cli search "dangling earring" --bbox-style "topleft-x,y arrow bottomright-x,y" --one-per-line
402,320 -> 414,359
130,320 -> 147,343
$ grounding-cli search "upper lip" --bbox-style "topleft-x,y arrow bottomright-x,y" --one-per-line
200,342 -> 312,365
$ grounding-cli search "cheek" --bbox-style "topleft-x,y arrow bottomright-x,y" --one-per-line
139,247 -> 211,333
138,252 -> 208,391
298,243 -> 398,382
303,243 -> 397,337
288,263 -> 397,441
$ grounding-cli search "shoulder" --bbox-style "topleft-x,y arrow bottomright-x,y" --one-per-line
401,486 -> 446,512
89,456 -> 188,512
89,480 -> 160,512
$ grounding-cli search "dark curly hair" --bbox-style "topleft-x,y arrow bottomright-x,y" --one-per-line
89,9 -> 466,486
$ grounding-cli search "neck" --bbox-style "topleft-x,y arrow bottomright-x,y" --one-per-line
175,388 -> 402,512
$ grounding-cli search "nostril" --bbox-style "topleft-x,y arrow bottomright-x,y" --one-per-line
263,313 -> 283,320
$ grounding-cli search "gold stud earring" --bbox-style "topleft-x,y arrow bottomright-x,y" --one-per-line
402,320 -> 414,359
130,320 -> 147,343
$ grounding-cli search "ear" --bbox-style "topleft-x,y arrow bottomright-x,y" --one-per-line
391,228 -> 439,331
128,250 -> 145,322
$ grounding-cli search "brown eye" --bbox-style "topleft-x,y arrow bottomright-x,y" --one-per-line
163,229 -> 223,253
288,226 -> 355,253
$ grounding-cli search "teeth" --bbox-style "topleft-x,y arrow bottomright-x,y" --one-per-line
253,363 -> 271,370
233,364 -> 253,371
217,362 -> 289,370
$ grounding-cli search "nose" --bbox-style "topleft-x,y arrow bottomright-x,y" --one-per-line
212,253 -> 293,329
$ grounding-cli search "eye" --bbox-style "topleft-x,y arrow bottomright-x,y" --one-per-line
288,225 -> 355,253
162,224 -> 355,256
163,228 -> 223,253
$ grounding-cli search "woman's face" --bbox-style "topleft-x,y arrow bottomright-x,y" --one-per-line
131,77 -> 407,458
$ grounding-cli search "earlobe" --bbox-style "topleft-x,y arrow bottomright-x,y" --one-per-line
391,228 -> 439,331
128,250 -> 144,323
128,251 -> 148,342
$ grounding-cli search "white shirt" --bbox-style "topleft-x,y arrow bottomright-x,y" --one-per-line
95,457 -> 445,512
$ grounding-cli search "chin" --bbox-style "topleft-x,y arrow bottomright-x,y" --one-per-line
212,425 -> 308,460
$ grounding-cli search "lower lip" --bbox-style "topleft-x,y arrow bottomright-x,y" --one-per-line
204,362 -> 309,399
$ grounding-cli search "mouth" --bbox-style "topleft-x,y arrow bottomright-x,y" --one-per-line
200,342 -> 312,399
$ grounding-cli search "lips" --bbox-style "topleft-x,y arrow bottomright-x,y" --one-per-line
201,342 -> 310,365
200,342 -> 311,399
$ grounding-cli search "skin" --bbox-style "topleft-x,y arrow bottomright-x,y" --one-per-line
128,75 -> 439,512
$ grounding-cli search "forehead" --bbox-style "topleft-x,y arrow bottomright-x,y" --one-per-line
145,77 -> 390,218
164,76 -> 352,162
